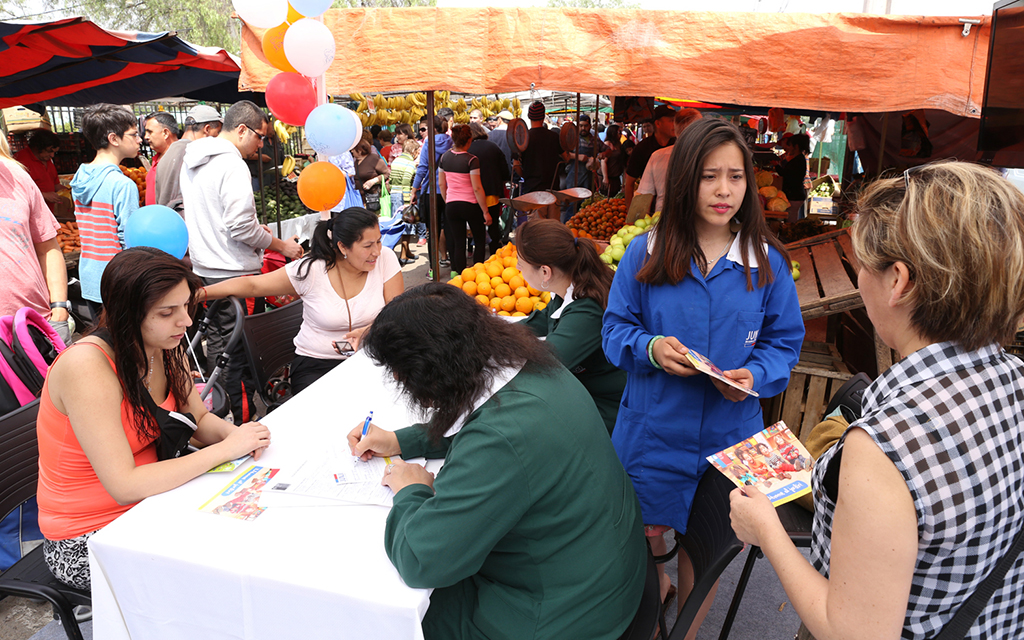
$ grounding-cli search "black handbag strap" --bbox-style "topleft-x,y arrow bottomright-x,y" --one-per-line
933,524 -> 1024,640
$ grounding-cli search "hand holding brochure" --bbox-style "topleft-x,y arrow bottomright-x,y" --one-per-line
706,422 -> 813,506
685,348 -> 759,397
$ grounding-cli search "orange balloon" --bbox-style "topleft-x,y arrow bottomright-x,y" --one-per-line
287,3 -> 305,22
297,162 -> 346,211
262,23 -> 297,73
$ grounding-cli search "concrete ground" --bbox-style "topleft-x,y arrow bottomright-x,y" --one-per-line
9,241 -> 801,640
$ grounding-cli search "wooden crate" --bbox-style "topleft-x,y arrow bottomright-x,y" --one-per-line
761,341 -> 852,442
785,228 -> 862,320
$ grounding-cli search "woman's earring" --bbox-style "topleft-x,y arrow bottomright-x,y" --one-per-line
730,217 -> 741,233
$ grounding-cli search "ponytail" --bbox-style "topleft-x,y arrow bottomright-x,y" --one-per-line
515,219 -> 613,309
296,207 -> 379,280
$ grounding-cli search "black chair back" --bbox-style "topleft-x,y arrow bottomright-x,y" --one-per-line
0,400 -> 41,523
239,299 -> 304,410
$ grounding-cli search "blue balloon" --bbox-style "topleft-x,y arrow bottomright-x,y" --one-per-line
304,103 -> 360,157
125,205 -> 189,259
291,0 -> 332,16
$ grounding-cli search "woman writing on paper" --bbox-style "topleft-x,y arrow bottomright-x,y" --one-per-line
730,162 -> 1024,640
38,248 -> 270,590
602,118 -> 804,627
348,284 -> 646,640
515,219 -> 625,434
204,208 -> 403,393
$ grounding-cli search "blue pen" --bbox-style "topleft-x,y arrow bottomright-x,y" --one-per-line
360,411 -> 374,440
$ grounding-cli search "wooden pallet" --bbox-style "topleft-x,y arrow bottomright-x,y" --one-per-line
786,228 -> 862,321
761,341 -> 852,442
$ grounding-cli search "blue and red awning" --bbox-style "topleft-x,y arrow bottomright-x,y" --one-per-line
0,17 -> 241,109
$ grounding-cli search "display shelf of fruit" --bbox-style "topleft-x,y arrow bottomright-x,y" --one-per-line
253,180 -> 315,221
598,214 -> 658,271
120,165 -> 147,206
447,243 -> 551,317
565,196 -> 627,241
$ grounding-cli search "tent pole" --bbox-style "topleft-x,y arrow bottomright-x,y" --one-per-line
257,140 -> 265,225
272,119 -> 282,238
593,94 -> 600,192
426,91 -> 439,282
876,112 -> 890,177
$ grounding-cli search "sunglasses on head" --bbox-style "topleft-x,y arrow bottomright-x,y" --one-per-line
419,128 -> 428,132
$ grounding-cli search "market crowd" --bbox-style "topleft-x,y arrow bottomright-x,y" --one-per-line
1,95 -> 1021,640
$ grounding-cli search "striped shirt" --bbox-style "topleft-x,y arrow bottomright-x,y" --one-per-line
71,165 -> 138,302
811,342 -> 1024,639
389,153 -> 417,204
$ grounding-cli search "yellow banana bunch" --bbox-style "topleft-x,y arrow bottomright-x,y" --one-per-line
273,120 -> 289,144
512,97 -> 521,111
373,94 -> 384,109
501,98 -> 510,110
356,101 -> 368,113
359,112 -> 369,126
281,156 -> 296,177
350,92 -> 365,102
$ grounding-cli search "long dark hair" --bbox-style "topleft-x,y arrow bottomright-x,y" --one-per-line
514,219 -> 614,309
96,247 -> 202,439
362,283 -> 558,442
637,118 -> 787,290
297,207 -> 380,279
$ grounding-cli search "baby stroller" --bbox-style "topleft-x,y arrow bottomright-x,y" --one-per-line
187,297 -> 243,419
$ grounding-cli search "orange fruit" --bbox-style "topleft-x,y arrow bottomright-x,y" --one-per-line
514,286 -> 530,299
477,281 -> 492,296
461,268 -> 476,282
500,245 -> 512,258
527,285 -> 541,296
497,310 -> 511,316
502,256 -> 517,268
490,276 -> 503,289
494,283 -> 511,298
509,275 -> 525,291
462,281 -> 478,296
535,302 -> 547,311
501,267 -> 517,283
475,271 -> 490,285
515,297 -> 534,313
490,297 -> 503,311
448,276 -> 463,287
501,295 -> 516,312
512,311 -> 527,317
485,262 -> 503,278
475,294 -> 490,306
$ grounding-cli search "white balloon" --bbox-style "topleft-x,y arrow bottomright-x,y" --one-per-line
346,108 -> 362,152
231,0 -> 287,29
283,19 -> 336,78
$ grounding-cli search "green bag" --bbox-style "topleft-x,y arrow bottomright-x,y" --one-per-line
379,179 -> 391,218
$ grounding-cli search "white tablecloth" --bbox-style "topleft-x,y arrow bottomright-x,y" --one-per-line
88,351 -> 432,640
267,212 -> 322,244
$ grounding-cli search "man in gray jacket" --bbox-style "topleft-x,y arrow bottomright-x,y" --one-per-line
180,100 -> 302,423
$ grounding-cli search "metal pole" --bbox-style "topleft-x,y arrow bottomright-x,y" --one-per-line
272,119 -> 282,237
593,94 -> 600,191
426,91 -> 439,282
876,112 -> 890,177
256,139 -> 265,225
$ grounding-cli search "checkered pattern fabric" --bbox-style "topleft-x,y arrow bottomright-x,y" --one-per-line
810,342 -> 1024,639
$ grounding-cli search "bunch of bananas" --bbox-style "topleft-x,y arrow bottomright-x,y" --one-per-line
272,120 -> 298,145
347,91 -> 524,127
280,156 -> 296,177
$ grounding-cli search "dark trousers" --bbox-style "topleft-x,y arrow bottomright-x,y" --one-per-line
421,192 -> 448,269
446,200 -> 487,275
201,275 -> 256,425
487,202 -> 503,254
290,355 -> 345,394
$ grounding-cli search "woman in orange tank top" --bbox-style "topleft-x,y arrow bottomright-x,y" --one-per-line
38,247 -> 271,590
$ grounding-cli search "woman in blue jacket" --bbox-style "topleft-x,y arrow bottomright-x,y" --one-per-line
602,118 -> 803,626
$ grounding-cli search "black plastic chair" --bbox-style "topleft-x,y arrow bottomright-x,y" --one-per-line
0,400 -> 90,640
662,468 -> 746,640
617,542 -> 666,640
238,298 -> 304,414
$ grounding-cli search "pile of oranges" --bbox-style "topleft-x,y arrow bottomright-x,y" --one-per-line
119,165 -> 148,206
566,196 -> 627,241
448,243 -> 551,316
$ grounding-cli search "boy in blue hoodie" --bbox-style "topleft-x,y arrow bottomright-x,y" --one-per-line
71,104 -> 140,314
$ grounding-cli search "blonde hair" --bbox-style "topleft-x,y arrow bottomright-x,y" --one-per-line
852,161 -> 1024,350
0,135 -> 27,171
402,139 -> 419,155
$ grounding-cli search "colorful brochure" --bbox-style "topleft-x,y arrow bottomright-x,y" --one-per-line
707,422 -> 812,506
199,465 -> 279,521
685,348 -> 759,397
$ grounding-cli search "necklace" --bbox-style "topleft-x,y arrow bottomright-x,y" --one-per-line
145,354 -> 154,391
701,233 -> 735,275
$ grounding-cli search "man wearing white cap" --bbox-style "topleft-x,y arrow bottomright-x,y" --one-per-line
157,104 -> 223,214
488,109 -> 514,174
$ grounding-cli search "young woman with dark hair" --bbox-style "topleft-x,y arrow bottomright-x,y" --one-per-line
204,208 -> 403,392
348,283 -> 646,640
37,247 -> 271,590
440,124 -> 491,274
515,219 -> 624,434
603,118 -> 804,630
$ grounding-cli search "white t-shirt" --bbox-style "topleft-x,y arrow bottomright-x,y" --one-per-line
285,249 -> 401,360
637,146 -> 671,214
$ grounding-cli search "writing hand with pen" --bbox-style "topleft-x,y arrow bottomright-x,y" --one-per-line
346,415 -> 434,493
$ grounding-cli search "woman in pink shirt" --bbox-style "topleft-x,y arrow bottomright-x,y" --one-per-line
440,124 -> 491,275
204,208 -> 404,392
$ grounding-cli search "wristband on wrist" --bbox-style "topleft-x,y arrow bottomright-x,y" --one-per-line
647,335 -> 665,369
50,301 -> 70,310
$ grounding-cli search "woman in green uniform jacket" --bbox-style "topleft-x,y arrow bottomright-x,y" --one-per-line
349,283 -> 646,640
515,219 -> 626,434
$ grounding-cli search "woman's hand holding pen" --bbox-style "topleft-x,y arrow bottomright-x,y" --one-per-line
382,459 -> 434,494
712,368 -> 754,403
652,336 -> 701,377
347,422 -> 401,461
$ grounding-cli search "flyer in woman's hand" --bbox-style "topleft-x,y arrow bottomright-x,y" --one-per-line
706,422 -> 813,506
684,348 -> 759,397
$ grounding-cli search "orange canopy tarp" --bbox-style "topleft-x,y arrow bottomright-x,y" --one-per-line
239,8 -> 990,118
